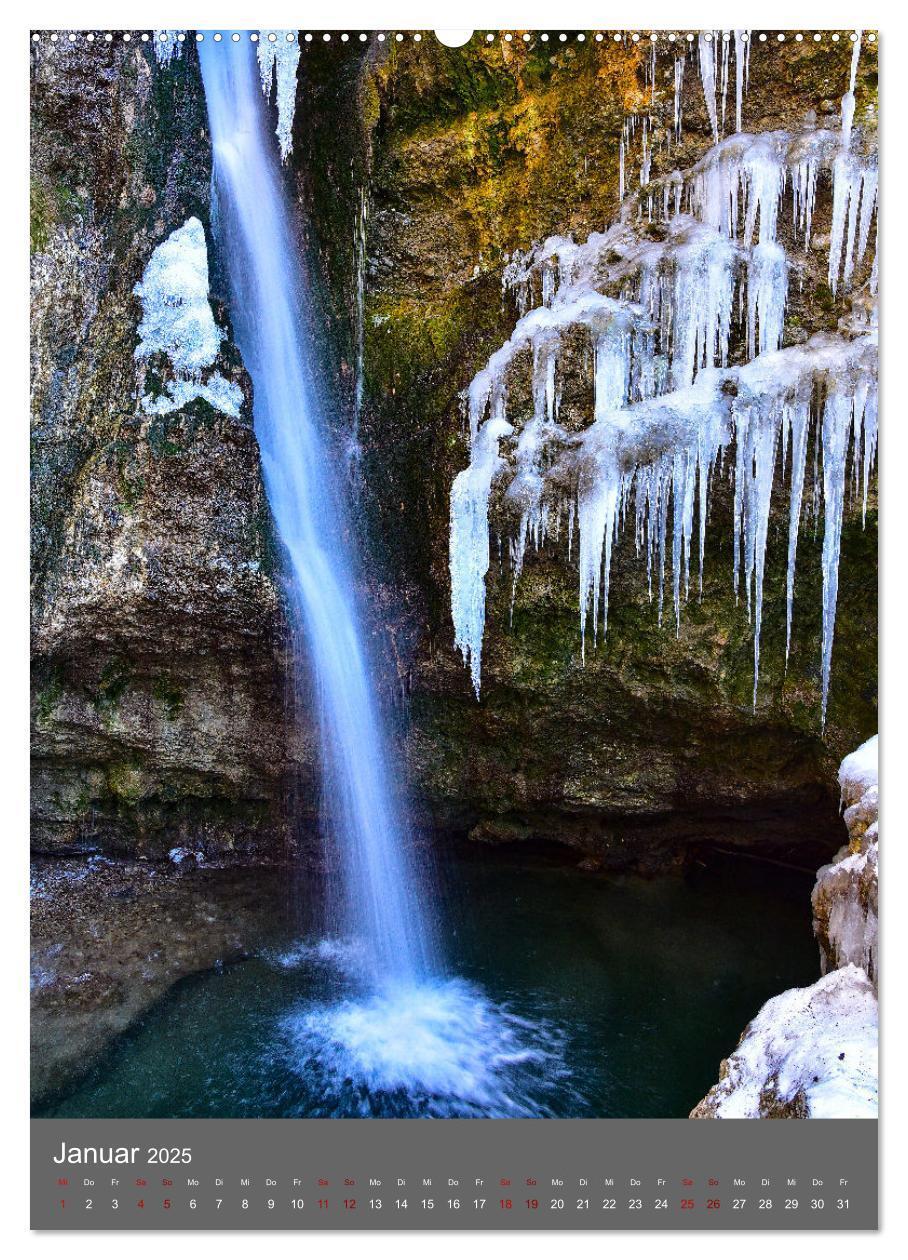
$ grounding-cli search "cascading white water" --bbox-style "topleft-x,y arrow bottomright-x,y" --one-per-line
197,37 -> 562,1114
198,39 -> 434,988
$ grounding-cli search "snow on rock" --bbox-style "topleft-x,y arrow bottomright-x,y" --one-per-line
133,217 -> 243,418
839,733 -> 879,805
690,964 -> 878,1119
813,735 -> 879,985
257,31 -> 301,162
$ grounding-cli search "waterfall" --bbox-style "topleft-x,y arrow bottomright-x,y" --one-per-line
198,38 -> 435,988
194,38 -> 570,1114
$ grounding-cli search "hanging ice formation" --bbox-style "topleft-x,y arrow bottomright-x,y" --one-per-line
257,31 -> 301,161
450,34 -> 877,726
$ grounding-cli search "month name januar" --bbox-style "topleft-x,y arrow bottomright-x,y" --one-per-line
53,1143 -> 139,1164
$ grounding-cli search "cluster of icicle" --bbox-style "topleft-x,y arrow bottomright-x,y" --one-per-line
450,33 -> 877,725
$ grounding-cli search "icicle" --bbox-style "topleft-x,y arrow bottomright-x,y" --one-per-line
841,31 -> 863,148
819,386 -> 853,725
784,399 -> 810,663
257,31 -> 301,162
450,418 -> 513,696
720,33 -> 731,136
674,57 -> 685,141
747,241 -> 788,358
698,34 -> 720,143
829,155 -> 874,296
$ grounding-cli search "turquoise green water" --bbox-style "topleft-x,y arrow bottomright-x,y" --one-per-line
37,847 -> 819,1119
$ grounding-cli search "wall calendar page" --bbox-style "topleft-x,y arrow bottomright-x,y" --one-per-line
29,23 -> 879,1234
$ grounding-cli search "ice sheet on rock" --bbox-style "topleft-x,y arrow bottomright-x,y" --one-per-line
257,31 -> 301,162
133,217 -> 243,418
700,965 -> 878,1119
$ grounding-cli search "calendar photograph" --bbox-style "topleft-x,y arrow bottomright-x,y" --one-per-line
30,24 -> 878,1150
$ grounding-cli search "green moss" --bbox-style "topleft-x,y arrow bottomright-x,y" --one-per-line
106,760 -> 146,807
152,676 -> 185,720
34,667 -> 64,723
93,660 -> 131,716
30,182 -> 50,253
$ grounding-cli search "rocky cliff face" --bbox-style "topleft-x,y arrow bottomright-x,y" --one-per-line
692,735 -> 878,1118
31,35 -> 878,870
30,39 -> 300,859
350,35 -> 878,867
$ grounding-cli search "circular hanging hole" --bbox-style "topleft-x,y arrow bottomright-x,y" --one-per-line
359,33 -> 367,42
577,33 -> 585,42
505,33 -> 513,42
395,33 -> 403,42
813,33 -> 821,42
196,33 -> 204,42
341,33 -> 349,42
304,33 -> 313,42
323,33 -> 331,42
759,33 -> 768,42
434,29 -> 473,47
414,34 -> 422,42
777,33 -> 785,42
832,33 -> 840,42
523,33 -> 531,42
213,33 -> 222,43
231,33 -> 240,42
250,33 -> 259,42
123,33 -> 131,42
595,33 -> 603,41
